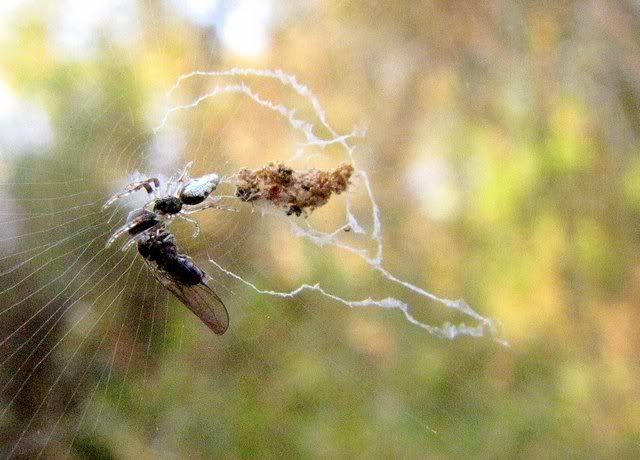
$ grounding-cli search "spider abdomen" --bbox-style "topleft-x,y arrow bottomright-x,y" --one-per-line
180,173 -> 220,205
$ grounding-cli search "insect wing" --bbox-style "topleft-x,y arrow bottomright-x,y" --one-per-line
146,261 -> 229,335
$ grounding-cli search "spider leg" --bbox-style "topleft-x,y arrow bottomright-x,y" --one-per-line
105,216 -> 159,248
173,161 -> 195,197
103,178 -> 159,210
165,161 -> 194,197
182,195 -> 238,215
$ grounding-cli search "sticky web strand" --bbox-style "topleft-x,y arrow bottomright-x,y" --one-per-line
7,257 -> 139,459
3,260 -> 136,457
0,227 -> 135,409
161,68 -> 505,344
3,197 -> 152,455
0,76 -> 182,455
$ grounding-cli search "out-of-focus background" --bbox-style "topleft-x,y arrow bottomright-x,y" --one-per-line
1,0 -> 639,458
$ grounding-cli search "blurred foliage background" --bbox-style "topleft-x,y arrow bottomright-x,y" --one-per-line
1,0 -> 640,458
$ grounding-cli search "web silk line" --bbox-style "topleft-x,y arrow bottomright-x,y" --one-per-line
159,68 -> 505,344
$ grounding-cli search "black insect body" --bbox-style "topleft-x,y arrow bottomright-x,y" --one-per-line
129,215 -> 229,335
137,227 -> 204,286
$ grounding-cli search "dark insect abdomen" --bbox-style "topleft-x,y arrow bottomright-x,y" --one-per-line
137,226 -> 205,285
161,255 -> 205,285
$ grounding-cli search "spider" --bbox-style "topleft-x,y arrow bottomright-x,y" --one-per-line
104,162 -> 228,249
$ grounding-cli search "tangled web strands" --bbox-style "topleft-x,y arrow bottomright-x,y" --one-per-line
0,66 -> 509,458
157,68 -> 506,344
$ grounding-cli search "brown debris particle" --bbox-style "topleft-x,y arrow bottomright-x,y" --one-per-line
235,163 -> 354,216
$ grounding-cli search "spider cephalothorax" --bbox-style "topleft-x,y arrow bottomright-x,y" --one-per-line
104,162 -> 224,249
153,196 -> 183,215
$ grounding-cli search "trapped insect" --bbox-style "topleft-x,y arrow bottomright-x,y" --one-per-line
103,162 -> 230,334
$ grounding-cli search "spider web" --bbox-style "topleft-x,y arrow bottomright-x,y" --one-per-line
0,0 -> 509,451
154,68 -> 502,341
0,67 -> 505,457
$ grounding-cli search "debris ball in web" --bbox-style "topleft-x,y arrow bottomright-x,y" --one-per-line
235,163 -> 354,216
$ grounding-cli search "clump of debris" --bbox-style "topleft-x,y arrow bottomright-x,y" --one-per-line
235,163 -> 354,216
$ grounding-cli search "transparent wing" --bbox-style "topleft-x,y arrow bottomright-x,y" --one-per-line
145,261 -> 229,335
